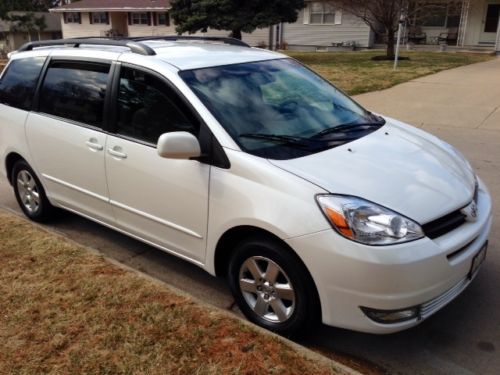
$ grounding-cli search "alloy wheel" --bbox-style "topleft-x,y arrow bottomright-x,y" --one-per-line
238,256 -> 296,323
16,170 -> 41,214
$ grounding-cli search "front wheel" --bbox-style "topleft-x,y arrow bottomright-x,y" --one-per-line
228,237 -> 319,337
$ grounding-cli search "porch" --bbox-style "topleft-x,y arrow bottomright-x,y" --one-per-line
401,0 -> 500,52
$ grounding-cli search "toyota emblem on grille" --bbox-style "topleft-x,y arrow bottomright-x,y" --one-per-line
461,201 -> 478,222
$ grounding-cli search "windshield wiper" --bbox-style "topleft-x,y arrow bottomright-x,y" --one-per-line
311,118 -> 385,139
239,133 -> 327,150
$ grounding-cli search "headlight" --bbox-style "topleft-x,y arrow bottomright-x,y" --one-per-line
316,195 -> 424,245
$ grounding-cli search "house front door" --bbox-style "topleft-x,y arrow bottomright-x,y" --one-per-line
480,2 -> 500,43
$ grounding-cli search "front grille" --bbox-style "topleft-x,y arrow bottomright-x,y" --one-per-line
419,277 -> 469,319
422,210 -> 466,239
423,182 -> 477,239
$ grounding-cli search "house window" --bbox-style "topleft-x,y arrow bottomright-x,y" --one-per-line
157,12 -> 170,26
91,12 -> 109,24
309,2 -> 336,24
131,12 -> 150,25
64,12 -> 81,24
417,2 -> 461,28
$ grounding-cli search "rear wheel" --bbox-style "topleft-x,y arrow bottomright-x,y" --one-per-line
12,160 -> 56,222
228,237 -> 319,337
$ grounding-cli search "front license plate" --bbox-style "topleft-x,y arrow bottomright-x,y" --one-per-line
469,242 -> 488,279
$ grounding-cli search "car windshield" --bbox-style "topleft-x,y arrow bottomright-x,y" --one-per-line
180,58 -> 384,160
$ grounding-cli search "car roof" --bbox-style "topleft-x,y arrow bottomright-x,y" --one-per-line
146,41 -> 285,70
11,39 -> 287,71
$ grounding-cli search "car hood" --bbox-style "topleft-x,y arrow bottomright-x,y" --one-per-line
269,118 -> 476,224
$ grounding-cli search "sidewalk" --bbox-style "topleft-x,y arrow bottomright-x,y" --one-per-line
355,57 -> 500,131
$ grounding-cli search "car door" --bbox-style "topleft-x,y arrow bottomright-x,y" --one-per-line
26,59 -> 114,223
105,64 -> 210,263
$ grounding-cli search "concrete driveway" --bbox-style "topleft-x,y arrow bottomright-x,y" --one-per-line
1,57 -> 499,374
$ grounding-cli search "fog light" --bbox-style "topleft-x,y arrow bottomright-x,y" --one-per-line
361,306 -> 419,324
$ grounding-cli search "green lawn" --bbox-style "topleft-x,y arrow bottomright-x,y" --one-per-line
286,51 -> 494,95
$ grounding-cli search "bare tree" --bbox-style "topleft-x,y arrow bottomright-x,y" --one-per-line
34,14 -> 47,41
334,0 -> 465,59
333,0 -> 408,58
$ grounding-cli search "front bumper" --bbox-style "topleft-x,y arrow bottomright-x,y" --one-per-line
286,179 -> 492,334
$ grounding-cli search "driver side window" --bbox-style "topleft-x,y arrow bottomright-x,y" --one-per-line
115,67 -> 198,144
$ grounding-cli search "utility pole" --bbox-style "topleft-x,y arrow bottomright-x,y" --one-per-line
394,12 -> 406,71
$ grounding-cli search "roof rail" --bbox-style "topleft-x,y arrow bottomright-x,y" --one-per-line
131,36 -> 251,48
17,38 -> 156,56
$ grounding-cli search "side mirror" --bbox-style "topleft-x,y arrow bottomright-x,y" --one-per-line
157,131 -> 201,160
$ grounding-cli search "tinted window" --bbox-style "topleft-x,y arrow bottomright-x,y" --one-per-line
180,59 -> 377,160
116,67 -> 197,144
39,62 -> 109,127
0,57 -> 45,110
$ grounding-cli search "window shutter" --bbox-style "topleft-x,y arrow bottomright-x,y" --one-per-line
89,12 -> 93,24
334,9 -> 342,25
128,12 -> 132,25
166,12 -> 170,27
152,12 -> 157,26
303,5 -> 310,24
106,12 -> 109,25
78,13 -> 81,24
63,13 -> 67,24
147,12 -> 152,26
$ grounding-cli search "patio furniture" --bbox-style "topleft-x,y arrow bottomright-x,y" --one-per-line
407,26 -> 427,44
438,28 -> 458,45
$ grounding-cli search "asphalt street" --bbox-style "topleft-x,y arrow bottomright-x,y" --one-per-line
1,58 -> 499,374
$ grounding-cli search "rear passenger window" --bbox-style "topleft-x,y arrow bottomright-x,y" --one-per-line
115,67 -> 198,144
39,61 -> 110,128
0,57 -> 45,111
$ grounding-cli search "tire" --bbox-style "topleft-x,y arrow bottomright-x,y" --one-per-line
228,236 -> 320,337
11,160 -> 56,222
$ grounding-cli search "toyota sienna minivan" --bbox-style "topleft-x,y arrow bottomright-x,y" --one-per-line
0,37 -> 492,335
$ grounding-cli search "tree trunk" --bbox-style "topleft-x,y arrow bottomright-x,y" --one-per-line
386,27 -> 395,59
231,29 -> 242,40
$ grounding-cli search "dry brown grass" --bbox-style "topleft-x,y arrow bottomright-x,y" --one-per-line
0,211 -> 339,375
287,51 -> 493,95
0,60 -> 7,73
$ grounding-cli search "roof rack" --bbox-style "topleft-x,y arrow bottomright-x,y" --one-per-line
17,38 -> 156,56
130,36 -> 251,48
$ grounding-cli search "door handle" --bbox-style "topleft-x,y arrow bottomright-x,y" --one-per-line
108,147 -> 127,159
86,139 -> 103,151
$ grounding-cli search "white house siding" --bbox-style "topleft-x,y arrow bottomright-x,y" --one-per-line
283,7 -> 373,49
128,24 -> 176,37
191,28 -> 270,47
242,28 -> 270,47
60,13 -> 110,38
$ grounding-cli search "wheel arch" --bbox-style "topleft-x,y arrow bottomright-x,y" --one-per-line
215,225 -> 320,298
214,225 -> 323,325
5,152 -> 26,185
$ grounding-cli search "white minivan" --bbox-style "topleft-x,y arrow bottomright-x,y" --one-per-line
0,37 -> 492,336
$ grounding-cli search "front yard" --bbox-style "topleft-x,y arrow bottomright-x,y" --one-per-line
0,211 -> 338,374
287,51 -> 493,95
